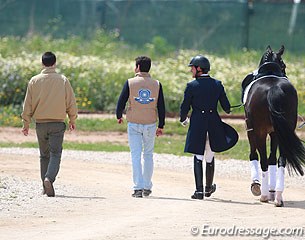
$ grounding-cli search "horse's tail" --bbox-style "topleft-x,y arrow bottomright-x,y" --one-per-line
267,85 -> 305,176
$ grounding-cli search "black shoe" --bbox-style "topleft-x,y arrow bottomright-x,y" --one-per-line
193,156 -> 203,197
132,189 -> 143,198
43,178 -> 55,197
191,191 -> 204,200
143,189 -> 152,197
205,184 -> 216,197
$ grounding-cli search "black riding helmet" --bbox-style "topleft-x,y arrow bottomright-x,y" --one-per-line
188,55 -> 210,72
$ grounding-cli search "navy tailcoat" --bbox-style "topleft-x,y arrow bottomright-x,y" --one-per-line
180,75 -> 238,154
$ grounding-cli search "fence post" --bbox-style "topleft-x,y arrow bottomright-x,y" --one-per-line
242,0 -> 252,50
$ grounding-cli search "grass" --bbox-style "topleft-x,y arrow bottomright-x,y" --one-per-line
76,117 -> 189,135
76,118 -> 128,132
0,138 -> 250,160
0,118 -> 250,160
218,140 -> 250,160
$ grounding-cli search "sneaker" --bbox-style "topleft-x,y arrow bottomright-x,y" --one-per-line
43,178 -> 55,197
191,191 -> 204,200
143,189 -> 152,197
132,189 -> 143,198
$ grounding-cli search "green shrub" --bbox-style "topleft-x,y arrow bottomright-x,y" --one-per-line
0,105 -> 22,127
0,34 -> 304,118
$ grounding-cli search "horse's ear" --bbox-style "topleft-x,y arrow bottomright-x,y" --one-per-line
277,45 -> 285,56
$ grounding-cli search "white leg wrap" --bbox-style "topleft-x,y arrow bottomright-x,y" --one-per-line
275,166 -> 285,192
261,171 -> 269,196
268,165 -> 277,191
250,160 -> 260,182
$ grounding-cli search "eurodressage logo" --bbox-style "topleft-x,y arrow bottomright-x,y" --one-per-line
134,89 -> 155,104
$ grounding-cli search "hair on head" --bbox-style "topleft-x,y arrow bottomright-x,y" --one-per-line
42,52 -> 56,67
135,56 -> 151,72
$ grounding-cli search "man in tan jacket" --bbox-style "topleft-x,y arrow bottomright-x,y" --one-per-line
21,52 -> 77,197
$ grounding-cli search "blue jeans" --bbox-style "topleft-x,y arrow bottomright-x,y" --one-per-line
127,122 -> 157,190
36,122 -> 66,183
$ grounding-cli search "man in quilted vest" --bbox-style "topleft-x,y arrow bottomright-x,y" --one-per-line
116,56 -> 165,198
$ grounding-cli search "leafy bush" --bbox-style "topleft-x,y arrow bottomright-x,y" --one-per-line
0,29 -> 128,57
144,36 -> 175,58
0,105 -> 22,127
0,33 -> 304,124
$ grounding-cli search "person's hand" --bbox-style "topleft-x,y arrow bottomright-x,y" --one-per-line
156,128 -> 163,137
118,118 -> 123,124
22,127 -> 29,136
69,123 -> 76,131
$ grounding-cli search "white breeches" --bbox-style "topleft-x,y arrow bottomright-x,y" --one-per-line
195,134 -> 215,163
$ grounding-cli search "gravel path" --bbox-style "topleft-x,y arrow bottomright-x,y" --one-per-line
1,147 -> 305,240
1,147 -> 304,182
1,147 -> 304,214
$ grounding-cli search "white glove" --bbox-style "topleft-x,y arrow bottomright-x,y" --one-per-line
180,117 -> 189,127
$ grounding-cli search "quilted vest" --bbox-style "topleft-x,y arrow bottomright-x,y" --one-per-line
126,72 -> 159,124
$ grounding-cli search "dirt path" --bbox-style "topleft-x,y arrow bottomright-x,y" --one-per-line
0,127 -> 129,144
0,148 -> 305,240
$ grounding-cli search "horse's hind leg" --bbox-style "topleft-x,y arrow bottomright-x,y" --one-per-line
248,133 -> 261,196
275,148 -> 286,207
268,133 -> 278,201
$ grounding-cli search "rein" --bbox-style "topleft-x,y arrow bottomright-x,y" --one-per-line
298,115 -> 305,129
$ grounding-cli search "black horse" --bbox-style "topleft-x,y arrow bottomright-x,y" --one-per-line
242,45 -> 305,207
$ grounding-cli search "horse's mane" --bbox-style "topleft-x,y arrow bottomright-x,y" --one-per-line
259,45 -> 286,75
264,48 -> 273,62
260,45 -> 275,66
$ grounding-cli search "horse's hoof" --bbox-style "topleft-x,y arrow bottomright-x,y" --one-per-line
260,195 -> 269,203
251,182 -> 261,196
268,190 -> 275,202
275,200 -> 284,207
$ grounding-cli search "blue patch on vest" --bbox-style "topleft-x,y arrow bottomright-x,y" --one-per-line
134,89 -> 155,104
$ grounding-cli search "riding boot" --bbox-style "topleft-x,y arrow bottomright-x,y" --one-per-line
191,156 -> 204,200
205,158 -> 216,197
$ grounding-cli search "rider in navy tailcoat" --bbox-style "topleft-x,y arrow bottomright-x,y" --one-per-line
180,55 -> 238,200
180,75 -> 232,154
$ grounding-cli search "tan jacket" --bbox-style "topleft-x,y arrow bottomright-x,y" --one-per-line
21,67 -> 78,128
126,72 -> 160,124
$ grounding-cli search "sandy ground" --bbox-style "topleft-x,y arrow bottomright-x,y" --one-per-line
0,127 -> 129,144
0,123 -> 305,240
0,148 -> 305,240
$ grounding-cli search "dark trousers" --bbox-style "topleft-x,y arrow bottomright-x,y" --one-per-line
36,122 -> 66,183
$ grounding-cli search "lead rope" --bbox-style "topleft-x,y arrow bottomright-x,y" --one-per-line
230,103 -> 244,113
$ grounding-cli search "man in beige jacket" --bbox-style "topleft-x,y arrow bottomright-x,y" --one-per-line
21,52 -> 77,197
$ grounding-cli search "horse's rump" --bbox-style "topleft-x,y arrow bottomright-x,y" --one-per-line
266,79 -> 305,175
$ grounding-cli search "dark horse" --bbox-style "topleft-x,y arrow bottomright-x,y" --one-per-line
242,45 -> 305,207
